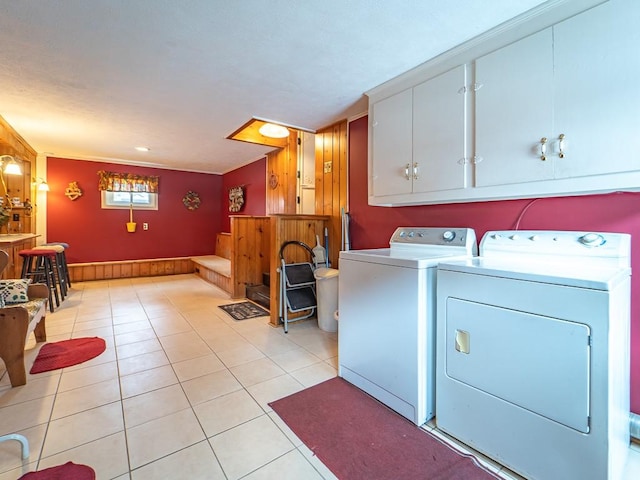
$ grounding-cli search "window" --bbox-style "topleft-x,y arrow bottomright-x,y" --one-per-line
101,191 -> 158,210
97,170 -> 160,210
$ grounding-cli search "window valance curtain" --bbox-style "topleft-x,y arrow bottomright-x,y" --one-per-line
97,170 -> 159,193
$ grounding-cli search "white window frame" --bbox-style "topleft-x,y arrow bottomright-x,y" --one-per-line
101,191 -> 158,210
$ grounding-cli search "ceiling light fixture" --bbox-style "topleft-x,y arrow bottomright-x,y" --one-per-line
135,146 -> 150,152
258,123 -> 289,139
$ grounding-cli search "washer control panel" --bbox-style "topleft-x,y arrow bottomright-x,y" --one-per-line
390,227 -> 476,248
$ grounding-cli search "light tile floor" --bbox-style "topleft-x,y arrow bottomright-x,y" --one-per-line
0,274 -> 638,479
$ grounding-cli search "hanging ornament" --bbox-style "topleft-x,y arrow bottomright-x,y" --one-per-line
64,181 -> 83,201
228,186 -> 245,212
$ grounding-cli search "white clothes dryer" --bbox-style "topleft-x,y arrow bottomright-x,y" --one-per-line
436,230 -> 631,480
338,227 -> 477,426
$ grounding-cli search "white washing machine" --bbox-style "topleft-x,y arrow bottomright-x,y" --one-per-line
436,230 -> 631,480
338,227 -> 477,426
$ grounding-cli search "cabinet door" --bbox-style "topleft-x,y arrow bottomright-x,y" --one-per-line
475,29 -> 554,187
553,0 -> 640,178
371,89 -> 413,197
413,65 -> 467,193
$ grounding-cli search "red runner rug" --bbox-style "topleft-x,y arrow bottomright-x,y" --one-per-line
269,377 -> 500,480
19,461 -> 95,479
30,337 -> 106,374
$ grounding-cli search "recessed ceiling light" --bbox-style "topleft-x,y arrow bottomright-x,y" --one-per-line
258,123 -> 289,139
135,146 -> 150,152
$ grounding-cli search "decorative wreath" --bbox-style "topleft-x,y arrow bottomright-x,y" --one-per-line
182,191 -> 201,210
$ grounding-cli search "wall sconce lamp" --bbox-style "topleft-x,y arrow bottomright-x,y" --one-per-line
32,177 -> 50,192
0,155 -> 22,176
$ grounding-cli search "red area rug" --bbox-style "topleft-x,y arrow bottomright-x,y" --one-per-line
19,461 -> 95,479
30,337 -> 106,374
269,377 -> 500,480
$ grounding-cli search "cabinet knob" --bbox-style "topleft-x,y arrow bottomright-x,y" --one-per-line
404,164 -> 411,180
413,163 -> 419,180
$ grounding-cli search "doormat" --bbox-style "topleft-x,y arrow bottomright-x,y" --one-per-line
269,377 -> 501,480
218,301 -> 269,320
30,337 -> 106,374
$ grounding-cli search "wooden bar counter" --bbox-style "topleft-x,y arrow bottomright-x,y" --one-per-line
0,234 -> 38,279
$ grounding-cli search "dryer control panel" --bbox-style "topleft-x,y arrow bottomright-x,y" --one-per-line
480,230 -> 630,265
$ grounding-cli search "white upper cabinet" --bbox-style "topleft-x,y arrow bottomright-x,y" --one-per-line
553,0 -> 640,179
367,0 -> 640,206
370,66 -> 467,201
371,89 -> 413,197
413,65 -> 467,193
475,29 -> 554,187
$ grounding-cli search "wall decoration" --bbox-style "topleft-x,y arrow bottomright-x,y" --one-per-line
228,186 -> 245,212
182,191 -> 201,210
64,181 -> 83,201
269,173 -> 278,189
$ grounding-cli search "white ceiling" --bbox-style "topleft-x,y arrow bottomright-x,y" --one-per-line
0,0 -> 547,174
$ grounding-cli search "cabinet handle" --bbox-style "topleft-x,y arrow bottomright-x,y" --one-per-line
405,164 -> 411,180
539,137 -> 547,161
413,163 -> 419,180
558,134 -> 566,159
472,83 -> 483,91
472,155 -> 483,164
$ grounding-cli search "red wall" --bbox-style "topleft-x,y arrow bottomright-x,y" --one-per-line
349,115 -> 640,413
220,157 -> 267,232
46,157 -> 222,263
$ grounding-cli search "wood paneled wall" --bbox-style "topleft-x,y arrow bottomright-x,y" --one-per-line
69,257 -> 194,282
314,120 -> 348,268
266,130 -> 298,215
230,216 -> 271,298
215,232 -> 232,260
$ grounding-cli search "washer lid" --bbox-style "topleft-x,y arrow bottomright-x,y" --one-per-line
438,257 -> 630,290
340,248 -> 473,268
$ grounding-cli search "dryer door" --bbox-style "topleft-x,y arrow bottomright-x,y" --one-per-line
444,298 -> 590,433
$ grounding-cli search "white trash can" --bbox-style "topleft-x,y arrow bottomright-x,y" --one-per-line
314,267 -> 339,332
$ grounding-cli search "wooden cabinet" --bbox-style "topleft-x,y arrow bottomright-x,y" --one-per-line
0,234 -> 38,279
367,0 -> 640,206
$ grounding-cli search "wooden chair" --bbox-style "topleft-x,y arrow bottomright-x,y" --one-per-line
0,248 -> 8,276
0,250 -> 50,387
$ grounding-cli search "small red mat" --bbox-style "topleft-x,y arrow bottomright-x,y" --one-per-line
270,377 -> 500,480
19,461 -> 95,479
30,337 -> 106,374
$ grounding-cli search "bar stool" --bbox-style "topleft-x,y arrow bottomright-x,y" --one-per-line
42,242 -> 71,289
19,249 -> 60,312
33,244 -> 68,299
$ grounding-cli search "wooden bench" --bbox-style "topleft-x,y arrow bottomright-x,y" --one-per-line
0,283 -> 49,387
192,233 -> 232,294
